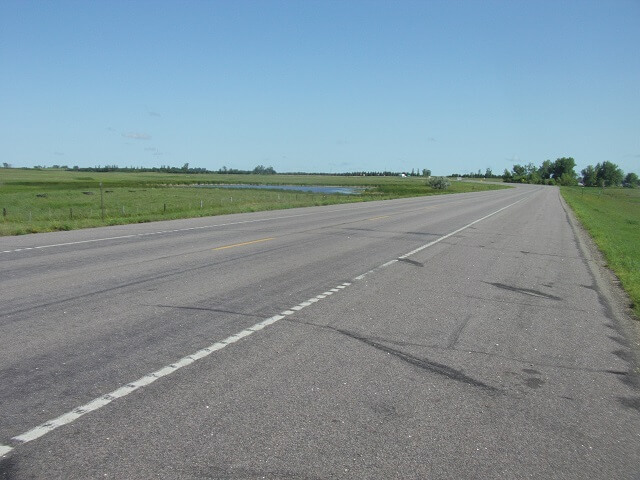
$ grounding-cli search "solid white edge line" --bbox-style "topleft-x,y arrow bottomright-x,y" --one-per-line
5,198 -> 525,451
399,198 -> 524,259
354,197 -> 526,282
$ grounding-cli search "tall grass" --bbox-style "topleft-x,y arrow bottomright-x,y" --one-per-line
561,186 -> 640,318
0,169 -> 507,236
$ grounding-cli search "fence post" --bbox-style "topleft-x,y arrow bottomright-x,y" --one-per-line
100,182 -> 105,220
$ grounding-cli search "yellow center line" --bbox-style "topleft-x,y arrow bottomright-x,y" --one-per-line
213,237 -> 276,251
366,215 -> 391,221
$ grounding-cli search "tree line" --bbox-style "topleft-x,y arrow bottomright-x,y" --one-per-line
24,164 -> 279,175
17,164 -> 434,177
502,157 -> 638,187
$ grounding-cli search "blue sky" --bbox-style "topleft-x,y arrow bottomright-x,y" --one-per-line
1,0 -> 638,175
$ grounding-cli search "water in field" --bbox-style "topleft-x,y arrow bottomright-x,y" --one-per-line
194,184 -> 364,195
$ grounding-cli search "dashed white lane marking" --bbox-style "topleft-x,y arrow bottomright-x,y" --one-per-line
4,281 -> 353,452
0,199 -> 522,457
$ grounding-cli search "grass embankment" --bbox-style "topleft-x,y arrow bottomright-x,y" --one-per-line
0,169 -> 507,236
561,186 -> 640,318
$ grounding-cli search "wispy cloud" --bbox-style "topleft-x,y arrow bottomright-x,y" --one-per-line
143,146 -> 163,156
122,132 -> 151,140
53,151 -> 64,156
145,105 -> 161,117
427,137 -> 436,142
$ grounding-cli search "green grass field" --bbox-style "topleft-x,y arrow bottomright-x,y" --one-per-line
561,186 -> 640,318
0,169 -> 506,236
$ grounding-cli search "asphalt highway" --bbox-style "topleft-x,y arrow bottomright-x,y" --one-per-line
1,184 -> 638,479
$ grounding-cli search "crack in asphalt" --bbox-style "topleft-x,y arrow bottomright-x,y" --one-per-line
488,282 -> 562,301
285,318 -> 501,393
150,304 -> 267,319
334,328 -> 501,394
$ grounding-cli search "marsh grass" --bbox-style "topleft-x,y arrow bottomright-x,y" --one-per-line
0,169 -> 507,236
561,186 -> 640,318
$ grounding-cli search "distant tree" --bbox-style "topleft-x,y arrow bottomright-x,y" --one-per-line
485,167 -> 492,178
581,165 -> 598,187
182,162 -> 189,171
595,161 -> 624,187
557,172 -> 578,186
502,168 -> 513,182
521,163 -> 540,184
623,172 -> 639,188
512,164 -> 525,177
2,162 -> 10,168
253,165 -> 276,175
539,160 -> 553,180
551,157 -> 577,182
422,168 -> 431,177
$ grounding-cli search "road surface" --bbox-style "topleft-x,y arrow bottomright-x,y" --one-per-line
1,184 -> 638,479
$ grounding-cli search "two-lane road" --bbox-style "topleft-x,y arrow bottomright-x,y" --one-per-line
1,185 -> 638,479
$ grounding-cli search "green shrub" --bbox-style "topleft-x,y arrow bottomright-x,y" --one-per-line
427,176 -> 451,190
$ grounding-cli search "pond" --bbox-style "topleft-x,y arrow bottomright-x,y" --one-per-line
193,184 -> 364,195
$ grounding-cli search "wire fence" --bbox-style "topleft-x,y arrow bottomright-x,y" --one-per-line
0,188 -> 358,234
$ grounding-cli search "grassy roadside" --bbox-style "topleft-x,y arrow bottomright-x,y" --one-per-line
561,186 -> 640,318
0,169 -> 507,236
